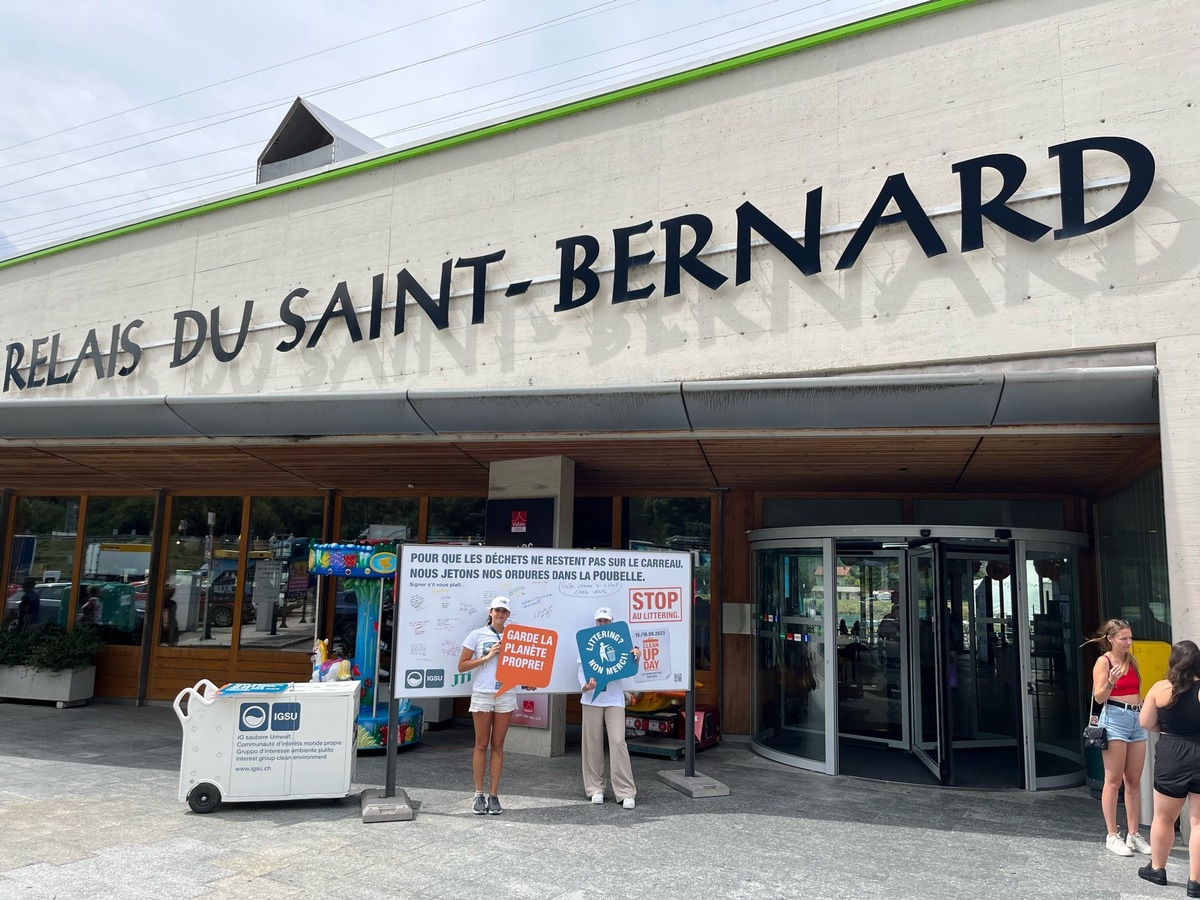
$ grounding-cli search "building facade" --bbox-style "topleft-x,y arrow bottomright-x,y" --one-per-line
1,0 -> 1195,788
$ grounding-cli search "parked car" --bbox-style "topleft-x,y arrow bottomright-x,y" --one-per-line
191,571 -> 255,628
4,582 -> 67,627
3,581 -> 145,632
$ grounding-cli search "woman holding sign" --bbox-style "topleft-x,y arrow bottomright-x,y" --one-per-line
458,596 -> 517,816
578,606 -> 640,809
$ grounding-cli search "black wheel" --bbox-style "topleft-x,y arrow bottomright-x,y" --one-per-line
187,782 -> 221,814
210,606 -> 234,628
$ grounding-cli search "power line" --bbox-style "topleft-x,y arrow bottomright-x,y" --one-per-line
0,0 -> 627,193
0,0 -> 490,156
2,1 -> 880,248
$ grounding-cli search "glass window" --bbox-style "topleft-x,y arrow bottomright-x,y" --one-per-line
334,498 -> 415,669
573,497 -> 614,549
80,496 -> 157,647
165,497 -> 244,648
1096,468 -> 1169,641
6,496 -> 80,631
239,496 -> 325,651
763,499 -> 903,527
912,499 -> 1064,529
625,497 -> 713,670
427,498 -> 485,544
339,497 -> 418,544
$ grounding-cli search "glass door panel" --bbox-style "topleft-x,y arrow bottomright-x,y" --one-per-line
909,547 -> 942,780
752,545 -> 829,770
945,552 -> 1022,788
837,554 -> 903,745
1022,544 -> 1085,788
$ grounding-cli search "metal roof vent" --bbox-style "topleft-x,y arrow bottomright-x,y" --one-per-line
256,97 -> 383,184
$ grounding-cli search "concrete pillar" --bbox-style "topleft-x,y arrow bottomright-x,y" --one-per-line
1156,335 -> 1200,641
489,456 -> 574,757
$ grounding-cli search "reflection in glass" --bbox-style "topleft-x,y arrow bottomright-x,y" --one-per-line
1026,549 -> 1084,781
239,496 -> 324,652
81,496 -> 156,647
427,498 -> 485,544
164,497 -> 243,648
6,496 -> 80,631
627,497 -> 713,670
836,556 -> 901,743
753,547 -> 826,764
339,497 -> 418,544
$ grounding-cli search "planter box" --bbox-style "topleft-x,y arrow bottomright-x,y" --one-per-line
0,665 -> 96,708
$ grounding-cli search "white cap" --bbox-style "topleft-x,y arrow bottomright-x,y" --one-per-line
489,596 -> 511,611
594,606 -> 613,621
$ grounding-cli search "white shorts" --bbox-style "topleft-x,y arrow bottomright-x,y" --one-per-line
469,691 -> 517,714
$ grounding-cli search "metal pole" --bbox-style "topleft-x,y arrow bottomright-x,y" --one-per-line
385,564 -> 401,798
685,545 -> 697,778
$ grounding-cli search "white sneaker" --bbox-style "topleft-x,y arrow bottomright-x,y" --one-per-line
1127,831 -> 1152,854
590,793 -> 604,804
1106,833 -> 1134,856
622,797 -> 636,810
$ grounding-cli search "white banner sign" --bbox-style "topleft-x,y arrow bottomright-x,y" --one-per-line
397,545 -> 693,697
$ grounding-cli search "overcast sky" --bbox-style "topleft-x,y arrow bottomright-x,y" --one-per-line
0,0 -> 918,260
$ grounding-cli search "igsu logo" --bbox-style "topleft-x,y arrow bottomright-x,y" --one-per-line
239,703 -> 269,731
239,701 -> 300,731
405,669 -> 446,689
271,702 -> 301,731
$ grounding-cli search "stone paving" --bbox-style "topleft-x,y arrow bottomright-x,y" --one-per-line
0,699 -> 1189,899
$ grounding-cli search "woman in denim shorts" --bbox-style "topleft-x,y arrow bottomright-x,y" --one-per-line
1087,618 -> 1149,856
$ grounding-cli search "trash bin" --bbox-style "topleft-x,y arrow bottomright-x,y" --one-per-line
174,679 -> 360,813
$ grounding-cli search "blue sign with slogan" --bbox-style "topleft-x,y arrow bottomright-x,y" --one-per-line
221,683 -> 290,694
576,621 -> 638,701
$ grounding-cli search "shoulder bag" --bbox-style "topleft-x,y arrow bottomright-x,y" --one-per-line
1083,694 -> 1109,750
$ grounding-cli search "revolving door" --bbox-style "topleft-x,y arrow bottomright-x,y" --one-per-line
749,526 -> 1087,790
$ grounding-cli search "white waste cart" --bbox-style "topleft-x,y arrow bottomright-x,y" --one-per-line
173,679 -> 360,813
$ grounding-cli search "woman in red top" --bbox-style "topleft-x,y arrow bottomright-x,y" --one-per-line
1087,618 -> 1150,856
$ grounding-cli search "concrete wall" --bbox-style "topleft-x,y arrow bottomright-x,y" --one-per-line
2,0 -> 1197,405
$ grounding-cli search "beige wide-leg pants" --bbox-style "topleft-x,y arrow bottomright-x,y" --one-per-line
581,703 -> 636,800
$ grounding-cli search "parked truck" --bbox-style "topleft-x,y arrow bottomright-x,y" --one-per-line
84,542 -> 151,580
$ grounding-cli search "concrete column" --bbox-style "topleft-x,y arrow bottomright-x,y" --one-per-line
489,456 -> 574,757
1156,335 -> 1200,640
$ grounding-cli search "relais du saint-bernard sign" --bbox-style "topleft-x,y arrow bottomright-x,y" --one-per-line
2,136 -> 1155,395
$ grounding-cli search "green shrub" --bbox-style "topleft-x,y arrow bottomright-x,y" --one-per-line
0,624 -> 102,672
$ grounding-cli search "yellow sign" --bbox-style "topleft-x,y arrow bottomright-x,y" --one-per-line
1133,640 -> 1172,687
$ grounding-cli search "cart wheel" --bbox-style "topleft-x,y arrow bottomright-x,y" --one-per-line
187,782 -> 221,814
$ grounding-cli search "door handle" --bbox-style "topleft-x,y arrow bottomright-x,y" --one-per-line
1026,681 -> 1036,696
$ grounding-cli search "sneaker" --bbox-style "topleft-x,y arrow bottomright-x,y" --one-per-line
1127,831 -> 1152,854
487,794 -> 503,815
622,797 -> 636,810
590,793 -> 604,804
472,794 -> 487,815
1138,864 -> 1167,886
1106,832 -> 1134,856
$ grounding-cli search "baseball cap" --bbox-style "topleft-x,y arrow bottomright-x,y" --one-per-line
594,606 -> 613,621
489,596 -> 512,611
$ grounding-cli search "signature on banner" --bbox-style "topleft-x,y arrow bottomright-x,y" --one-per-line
558,582 -> 619,599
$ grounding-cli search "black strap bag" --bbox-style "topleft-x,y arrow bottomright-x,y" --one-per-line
1083,695 -> 1109,750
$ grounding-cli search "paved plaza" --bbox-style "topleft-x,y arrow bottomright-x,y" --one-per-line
0,699 -> 1189,899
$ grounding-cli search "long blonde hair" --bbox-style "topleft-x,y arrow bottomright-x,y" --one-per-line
1083,618 -> 1137,669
